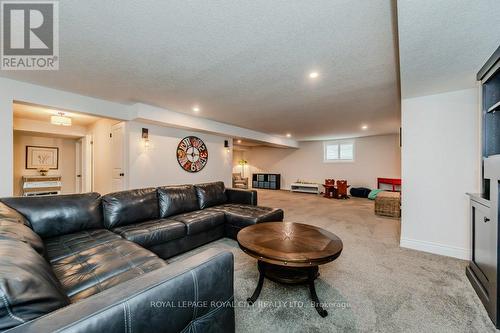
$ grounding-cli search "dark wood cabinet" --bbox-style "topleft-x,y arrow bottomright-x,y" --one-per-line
467,45 -> 500,328
252,173 -> 281,190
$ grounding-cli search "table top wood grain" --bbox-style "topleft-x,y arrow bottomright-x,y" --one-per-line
237,222 -> 343,267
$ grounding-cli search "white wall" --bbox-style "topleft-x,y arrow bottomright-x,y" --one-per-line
239,134 -> 401,189
400,88 -> 481,260
127,121 -> 232,189
0,77 -> 296,196
0,96 -> 13,196
13,132 -> 77,195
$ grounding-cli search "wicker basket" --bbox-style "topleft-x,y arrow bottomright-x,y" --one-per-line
375,191 -> 401,218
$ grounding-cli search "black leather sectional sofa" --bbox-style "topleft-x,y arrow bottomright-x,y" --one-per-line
0,181 -> 284,333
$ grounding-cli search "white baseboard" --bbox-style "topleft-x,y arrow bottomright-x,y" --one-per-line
400,237 -> 470,260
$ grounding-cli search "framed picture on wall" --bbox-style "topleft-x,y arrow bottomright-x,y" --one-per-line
26,146 -> 59,170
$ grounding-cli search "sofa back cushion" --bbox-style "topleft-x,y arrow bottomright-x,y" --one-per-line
0,220 -> 45,255
157,185 -> 199,218
194,182 -> 227,209
102,188 -> 159,229
0,202 -> 29,226
1,193 -> 103,239
0,239 -> 70,332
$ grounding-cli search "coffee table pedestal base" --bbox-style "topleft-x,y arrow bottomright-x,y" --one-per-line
247,261 -> 328,317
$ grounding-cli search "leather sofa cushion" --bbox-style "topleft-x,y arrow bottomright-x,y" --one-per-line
44,229 -> 122,262
102,188 -> 159,229
208,204 -> 284,228
194,182 -> 227,209
1,193 -> 103,238
0,239 -> 70,332
113,219 -> 186,248
0,220 -> 45,255
157,185 -> 199,218
0,202 -> 29,226
171,210 -> 225,235
45,229 -> 167,302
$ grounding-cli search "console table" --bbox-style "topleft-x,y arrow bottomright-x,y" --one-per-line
22,175 -> 62,196
377,177 -> 401,192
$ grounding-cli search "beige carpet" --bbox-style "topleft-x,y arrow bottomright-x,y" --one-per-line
171,190 -> 495,332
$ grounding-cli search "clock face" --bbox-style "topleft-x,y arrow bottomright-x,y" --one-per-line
177,136 -> 208,172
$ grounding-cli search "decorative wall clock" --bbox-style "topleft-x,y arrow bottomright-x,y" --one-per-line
177,136 -> 208,172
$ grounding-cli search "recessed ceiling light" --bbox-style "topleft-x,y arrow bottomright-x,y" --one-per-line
192,106 -> 200,112
309,71 -> 319,79
237,140 -> 242,144
286,133 -> 292,138
361,125 -> 368,130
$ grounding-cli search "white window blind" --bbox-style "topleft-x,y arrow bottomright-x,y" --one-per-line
324,140 -> 354,162
325,144 -> 339,160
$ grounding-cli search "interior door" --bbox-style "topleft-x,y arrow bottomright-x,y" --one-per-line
111,122 -> 126,192
80,135 -> 93,193
75,139 -> 82,193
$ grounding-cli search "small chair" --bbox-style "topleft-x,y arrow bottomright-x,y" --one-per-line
232,173 -> 249,189
336,180 -> 349,199
323,179 -> 336,198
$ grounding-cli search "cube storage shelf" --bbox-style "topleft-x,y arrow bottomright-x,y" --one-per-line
252,173 -> 281,190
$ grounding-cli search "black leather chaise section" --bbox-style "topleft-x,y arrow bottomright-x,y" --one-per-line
225,188 -> 258,206
194,181 -> 227,209
149,225 -> 225,259
102,188 -> 159,229
5,249 -> 235,333
0,240 -> 70,332
171,210 -> 225,235
157,185 -> 199,218
209,203 -> 284,239
210,204 -> 283,227
112,219 -> 186,248
45,230 -> 166,302
1,193 -> 103,238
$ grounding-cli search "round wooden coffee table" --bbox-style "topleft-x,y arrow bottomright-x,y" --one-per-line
237,222 -> 343,317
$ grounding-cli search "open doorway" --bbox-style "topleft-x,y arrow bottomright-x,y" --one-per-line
13,102 -> 125,197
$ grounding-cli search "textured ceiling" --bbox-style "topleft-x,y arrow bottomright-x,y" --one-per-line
398,0 -> 500,98
0,0 -> 400,140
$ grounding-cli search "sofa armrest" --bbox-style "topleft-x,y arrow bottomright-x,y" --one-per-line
226,188 -> 257,205
5,249 -> 235,333
0,202 -> 29,226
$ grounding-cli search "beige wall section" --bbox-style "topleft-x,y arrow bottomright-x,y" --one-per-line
127,121 -> 233,189
88,118 -> 120,194
13,132 -> 77,195
232,150 -> 244,173
237,134 -> 401,190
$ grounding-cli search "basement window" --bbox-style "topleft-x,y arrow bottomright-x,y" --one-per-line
324,140 -> 355,162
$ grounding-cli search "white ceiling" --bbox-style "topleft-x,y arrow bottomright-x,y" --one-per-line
0,0 -> 401,141
398,0 -> 500,98
13,103 -> 104,126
